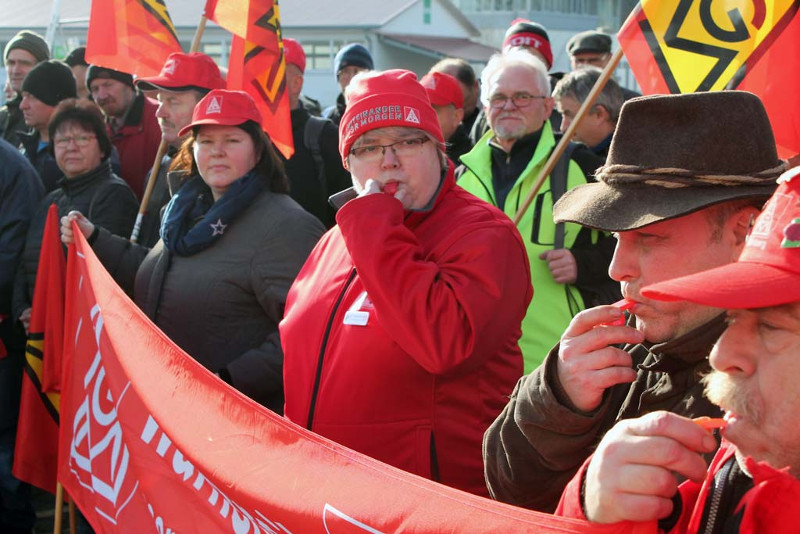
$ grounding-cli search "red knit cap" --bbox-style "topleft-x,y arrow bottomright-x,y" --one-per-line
339,69 -> 444,166
420,71 -> 463,109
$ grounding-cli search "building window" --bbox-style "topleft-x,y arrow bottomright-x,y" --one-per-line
459,0 -> 599,13
301,40 -> 368,71
423,0 -> 432,24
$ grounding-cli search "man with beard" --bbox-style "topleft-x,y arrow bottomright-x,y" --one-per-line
458,48 -> 612,373
557,167 -> 800,532
86,65 -> 161,199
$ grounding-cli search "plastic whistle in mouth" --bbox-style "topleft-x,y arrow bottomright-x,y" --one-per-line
383,182 -> 398,195
693,417 -> 727,431
603,298 -> 635,326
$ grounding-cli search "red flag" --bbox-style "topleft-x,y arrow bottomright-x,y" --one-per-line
206,0 -> 294,158
58,223 -> 654,534
12,204 -> 65,494
618,0 -> 800,158
86,0 -> 182,78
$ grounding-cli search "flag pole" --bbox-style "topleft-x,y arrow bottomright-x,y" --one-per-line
511,47 -> 624,225
130,15 -> 210,243
54,482 -> 63,533
68,493 -> 76,533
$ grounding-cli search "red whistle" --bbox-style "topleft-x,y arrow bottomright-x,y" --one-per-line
383,182 -> 399,195
603,298 -> 635,326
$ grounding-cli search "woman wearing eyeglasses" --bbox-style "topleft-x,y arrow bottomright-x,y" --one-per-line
61,90 -> 325,412
12,98 -> 138,333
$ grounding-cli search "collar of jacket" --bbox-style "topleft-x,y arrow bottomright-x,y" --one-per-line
404,162 -> 454,228
57,159 -> 113,195
18,128 -> 40,154
637,313 -> 727,373
110,91 -> 146,130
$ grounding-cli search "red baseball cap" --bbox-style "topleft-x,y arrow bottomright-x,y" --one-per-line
339,69 -> 444,166
420,71 -> 463,109
178,89 -> 262,137
283,38 -> 306,73
136,52 -> 226,92
642,167 -> 800,309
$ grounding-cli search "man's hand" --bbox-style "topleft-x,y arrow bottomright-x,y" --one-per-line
539,249 -> 578,284
19,307 -> 32,334
60,211 -> 95,246
584,412 -> 718,524
557,305 -> 644,412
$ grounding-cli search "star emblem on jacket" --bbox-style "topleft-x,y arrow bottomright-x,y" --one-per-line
210,218 -> 227,236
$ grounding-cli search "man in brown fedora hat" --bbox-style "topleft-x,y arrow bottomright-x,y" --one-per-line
483,90 -> 784,513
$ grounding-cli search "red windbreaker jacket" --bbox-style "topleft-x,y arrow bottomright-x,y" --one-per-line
281,166 -> 532,496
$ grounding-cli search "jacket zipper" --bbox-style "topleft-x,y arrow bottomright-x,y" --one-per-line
702,457 -> 734,534
306,268 -> 357,430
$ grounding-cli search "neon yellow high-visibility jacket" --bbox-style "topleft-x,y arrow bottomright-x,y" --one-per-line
458,122 -> 601,373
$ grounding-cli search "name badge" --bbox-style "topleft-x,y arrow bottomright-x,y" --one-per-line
343,291 -> 372,326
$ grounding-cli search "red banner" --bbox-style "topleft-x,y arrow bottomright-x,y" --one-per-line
206,0 -> 294,159
58,225 -> 654,533
12,204 -> 64,494
618,0 -> 800,158
86,0 -> 182,78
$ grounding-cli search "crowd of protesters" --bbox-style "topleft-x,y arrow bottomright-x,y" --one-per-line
0,17 -> 798,533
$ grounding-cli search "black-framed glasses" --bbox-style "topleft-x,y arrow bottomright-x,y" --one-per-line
488,93 -> 547,109
350,137 -> 429,162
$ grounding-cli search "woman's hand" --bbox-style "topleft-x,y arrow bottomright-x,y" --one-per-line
19,308 -> 31,334
60,211 -> 95,246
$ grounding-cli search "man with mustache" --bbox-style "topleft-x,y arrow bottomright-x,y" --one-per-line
557,167 -> 800,531
458,48 -> 612,373
86,65 -> 161,200
482,91 -> 783,512
131,52 -> 226,246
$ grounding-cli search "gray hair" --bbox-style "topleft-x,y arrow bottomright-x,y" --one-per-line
480,49 -> 550,106
552,67 -> 624,123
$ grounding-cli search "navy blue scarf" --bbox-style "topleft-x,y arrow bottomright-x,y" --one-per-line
160,170 -> 267,256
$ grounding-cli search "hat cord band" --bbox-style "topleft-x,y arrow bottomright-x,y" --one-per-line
597,163 -> 787,189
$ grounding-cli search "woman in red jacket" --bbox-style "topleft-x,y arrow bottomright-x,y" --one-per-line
280,69 -> 532,496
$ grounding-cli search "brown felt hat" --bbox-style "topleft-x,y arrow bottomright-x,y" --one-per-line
553,91 -> 783,232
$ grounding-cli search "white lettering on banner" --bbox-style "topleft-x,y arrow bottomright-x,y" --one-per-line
323,504 -> 384,534
147,502 -> 176,534
69,305 -> 138,524
141,416 -> 293,534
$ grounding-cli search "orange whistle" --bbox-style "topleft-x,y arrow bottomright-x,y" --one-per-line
693,417 -> 727,430
603,299 -> 635,326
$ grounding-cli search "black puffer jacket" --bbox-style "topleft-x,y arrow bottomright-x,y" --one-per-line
12,159 -> 138,320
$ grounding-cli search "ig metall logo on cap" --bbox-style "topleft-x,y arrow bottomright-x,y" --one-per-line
206,96 -> 223,115
403,107 -> 420,124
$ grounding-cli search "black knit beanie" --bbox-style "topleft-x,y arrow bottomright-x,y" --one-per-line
4,30 -> 50,63
64,46 -> 87,67
21,60 -> 77,106
85,65 -> 134,90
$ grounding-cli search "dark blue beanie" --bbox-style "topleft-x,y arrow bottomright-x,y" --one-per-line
333,43 -> 374,77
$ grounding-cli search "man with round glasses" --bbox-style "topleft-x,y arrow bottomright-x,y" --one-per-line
458,48 -> 614,373
280,69 -> 532,496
